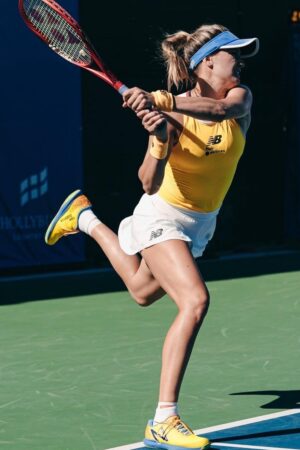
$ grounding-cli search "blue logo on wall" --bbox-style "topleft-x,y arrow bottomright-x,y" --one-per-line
20,167 -> 48,207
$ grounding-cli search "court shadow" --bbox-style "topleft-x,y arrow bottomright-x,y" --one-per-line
230,390 -> 300,409
1,250 -> 300,304
199,250 -> 300,282
0,267 -> 126,305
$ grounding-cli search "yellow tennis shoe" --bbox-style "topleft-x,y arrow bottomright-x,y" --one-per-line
144,415 -> 210,450
45,189 -> 92,245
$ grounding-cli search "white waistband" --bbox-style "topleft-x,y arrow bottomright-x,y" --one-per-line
152,194 -> 220,220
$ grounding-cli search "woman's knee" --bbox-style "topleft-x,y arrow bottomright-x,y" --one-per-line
133,295 -> 153,307
181,288 -> 210,323
129,289 -> 163,307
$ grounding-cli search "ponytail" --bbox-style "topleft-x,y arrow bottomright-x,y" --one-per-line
160,24 -> 228,91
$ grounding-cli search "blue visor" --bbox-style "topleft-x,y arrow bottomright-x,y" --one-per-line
189,30 -> 259,70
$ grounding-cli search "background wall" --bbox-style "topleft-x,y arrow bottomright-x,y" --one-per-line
81,0 -> 298,267
1,0 -> 299,273
0,0 -> 85,272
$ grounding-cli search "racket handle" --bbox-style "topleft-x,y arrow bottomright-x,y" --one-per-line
118,84 -> 128,95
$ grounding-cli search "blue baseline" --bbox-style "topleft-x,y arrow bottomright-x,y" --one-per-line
205,411 -> 300,449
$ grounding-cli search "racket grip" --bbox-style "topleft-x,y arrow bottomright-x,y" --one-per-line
118,84 -> 128,95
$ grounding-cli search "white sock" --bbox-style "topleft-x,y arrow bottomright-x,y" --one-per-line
154,402 -> 179,424
78,209 -> 101,235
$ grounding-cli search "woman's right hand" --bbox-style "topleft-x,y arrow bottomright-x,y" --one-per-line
136,109 -> 168,142
122,87 -> 154,112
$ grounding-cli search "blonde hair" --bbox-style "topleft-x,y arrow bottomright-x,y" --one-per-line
160,24 -> 228,90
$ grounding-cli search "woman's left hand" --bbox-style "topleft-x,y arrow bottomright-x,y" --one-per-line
137,109 -> 168,142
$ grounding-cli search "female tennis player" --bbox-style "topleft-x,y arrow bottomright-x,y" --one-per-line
45,24 -> 259,450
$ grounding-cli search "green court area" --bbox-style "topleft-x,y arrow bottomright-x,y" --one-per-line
0,269 -> 299,450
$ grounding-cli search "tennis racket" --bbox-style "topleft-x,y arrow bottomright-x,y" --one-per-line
18,0 -> 128,94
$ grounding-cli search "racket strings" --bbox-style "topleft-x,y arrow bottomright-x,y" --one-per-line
23,0 -> 92,65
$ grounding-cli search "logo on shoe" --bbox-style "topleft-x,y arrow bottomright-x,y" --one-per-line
61,213 -> 73,223
151,429 -> 169,442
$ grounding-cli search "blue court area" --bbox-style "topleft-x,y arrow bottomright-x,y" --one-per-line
205,410 -> 300,449
108,410 -> 300,450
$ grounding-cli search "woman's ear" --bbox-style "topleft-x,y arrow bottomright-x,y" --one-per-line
204,55 -> 214,69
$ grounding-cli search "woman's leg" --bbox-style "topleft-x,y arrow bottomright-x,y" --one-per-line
45,192 -> 210,446
45,189 -> 165,305
141,239 -> 210,402
92,231 -> 210,446
90,223 -> 165,306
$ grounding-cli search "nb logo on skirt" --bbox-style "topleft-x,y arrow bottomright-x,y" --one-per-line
149,228 -> 163,240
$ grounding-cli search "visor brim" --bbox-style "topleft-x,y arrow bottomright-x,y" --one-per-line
220,37 -> 259,58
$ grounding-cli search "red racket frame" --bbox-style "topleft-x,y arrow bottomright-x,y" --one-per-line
18,0 -> 128,94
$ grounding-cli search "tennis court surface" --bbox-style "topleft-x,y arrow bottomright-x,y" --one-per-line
0,267 -> 299,449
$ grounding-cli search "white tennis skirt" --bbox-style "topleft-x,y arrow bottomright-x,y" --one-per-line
118,193 -> 219,258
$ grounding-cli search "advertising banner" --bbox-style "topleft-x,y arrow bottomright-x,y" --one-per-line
0,1 -> 85,269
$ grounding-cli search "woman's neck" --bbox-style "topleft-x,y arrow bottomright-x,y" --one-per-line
191,78 -> 228,99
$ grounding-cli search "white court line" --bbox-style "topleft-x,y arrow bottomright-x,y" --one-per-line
218,444 -> 297,450
105,441 -> 144,450
105,409 -> 300,450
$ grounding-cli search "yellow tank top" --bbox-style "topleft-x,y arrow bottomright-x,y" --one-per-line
158,115 -> 246,212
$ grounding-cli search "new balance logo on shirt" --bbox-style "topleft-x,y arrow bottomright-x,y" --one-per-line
207,135 -> 222,145
205,134 -> 225,156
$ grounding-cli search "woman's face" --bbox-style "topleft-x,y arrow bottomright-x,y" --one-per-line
210,49 -> 244,89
